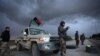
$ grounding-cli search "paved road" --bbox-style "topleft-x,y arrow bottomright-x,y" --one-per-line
65,40 -> 99,56
89,39 -> 100,48
3,40 -> 100,56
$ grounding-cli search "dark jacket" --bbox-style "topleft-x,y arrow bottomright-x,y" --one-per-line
1,30 -> 10,42
80,34 -> 85,41
75,32 -> 79,40
58,25 -> 68,40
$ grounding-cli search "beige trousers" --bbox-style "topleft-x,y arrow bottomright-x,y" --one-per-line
0,42 -> 10,56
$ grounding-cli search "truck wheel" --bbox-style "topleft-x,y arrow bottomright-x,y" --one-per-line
31,44 -> 40,56
16,43 -> 22,51
53,49 -> 59,54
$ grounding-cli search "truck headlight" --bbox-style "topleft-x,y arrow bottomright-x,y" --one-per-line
40,37 -> 50,42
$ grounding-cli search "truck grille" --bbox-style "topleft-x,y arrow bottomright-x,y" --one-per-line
50,37 -> 59,42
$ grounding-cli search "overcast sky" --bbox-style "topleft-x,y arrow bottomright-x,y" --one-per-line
0,0 -> 100,38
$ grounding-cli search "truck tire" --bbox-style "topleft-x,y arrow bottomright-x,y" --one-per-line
16,43 -> 22,51
53,49 -> 59,54
31,44 -> 40,56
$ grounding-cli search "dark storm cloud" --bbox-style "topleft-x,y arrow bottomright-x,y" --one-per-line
0,0 -> 100,25
38,0 -> 100,20
0,0 -> 100,37
0,0 -> 39,25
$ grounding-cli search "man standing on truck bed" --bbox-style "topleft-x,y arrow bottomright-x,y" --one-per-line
0,26 -> 10,56
58,21 -> 69,56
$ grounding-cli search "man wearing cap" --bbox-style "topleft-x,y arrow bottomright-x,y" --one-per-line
58,21 -> 69,56
0,26 -> 10,56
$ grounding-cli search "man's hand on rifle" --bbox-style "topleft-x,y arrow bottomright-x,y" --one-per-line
66,26 -> 70,30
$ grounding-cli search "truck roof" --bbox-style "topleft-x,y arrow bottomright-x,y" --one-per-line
25,27 -> 42,29
24,27 -> 45,31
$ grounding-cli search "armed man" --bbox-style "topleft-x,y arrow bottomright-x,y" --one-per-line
75,31 -> 79,47
0,26 -> 10,56
58,21 -> 69,56
80,33 -> 85,45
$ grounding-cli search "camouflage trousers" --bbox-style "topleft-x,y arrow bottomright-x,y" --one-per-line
0,42 -> 11,56
60,38 -> 66,56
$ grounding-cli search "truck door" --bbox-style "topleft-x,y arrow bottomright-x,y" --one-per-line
20,28 -> 29,48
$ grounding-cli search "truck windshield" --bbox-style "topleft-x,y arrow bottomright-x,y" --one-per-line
29,28 -> 49,35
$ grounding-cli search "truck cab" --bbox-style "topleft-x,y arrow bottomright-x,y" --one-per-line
16,27 -> 60,56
